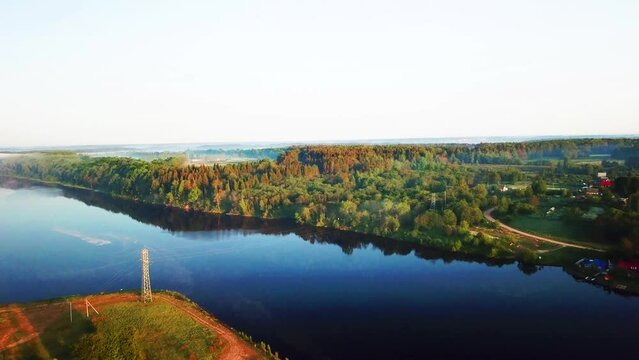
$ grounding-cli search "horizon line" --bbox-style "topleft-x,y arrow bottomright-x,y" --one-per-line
2,133 -> 638,152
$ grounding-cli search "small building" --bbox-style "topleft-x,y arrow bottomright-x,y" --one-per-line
585,188 -> 599,196
600,179 -> 613,188
618,259 -> 639,272
500,185 -> 509,192
597,172 -> 607,179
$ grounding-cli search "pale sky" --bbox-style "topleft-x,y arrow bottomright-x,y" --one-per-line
1,0 -> 638,147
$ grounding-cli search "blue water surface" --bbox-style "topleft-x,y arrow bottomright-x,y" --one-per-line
0,185 -> 637,359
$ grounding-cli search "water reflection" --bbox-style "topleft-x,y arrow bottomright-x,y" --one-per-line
0,178 -> 618,284
4,179 -> 522,268
2,177 -> 638,360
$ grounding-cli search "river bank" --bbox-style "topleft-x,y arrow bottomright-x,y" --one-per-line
0,175 -> 562,264
2,183 -> 639,359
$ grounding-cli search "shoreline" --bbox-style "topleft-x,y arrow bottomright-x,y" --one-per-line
0,175 -> 532,262
0,174 -> 611,267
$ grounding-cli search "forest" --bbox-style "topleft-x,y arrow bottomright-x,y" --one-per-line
2,138 -> 639,259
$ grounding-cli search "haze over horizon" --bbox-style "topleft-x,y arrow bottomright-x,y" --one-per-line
3,134 -> 639,152
2,0 -> 638,147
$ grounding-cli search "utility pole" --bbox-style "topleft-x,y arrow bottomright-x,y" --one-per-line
85,298 -> 99,318
69,302 -> 73,323
141,248 -> 153,303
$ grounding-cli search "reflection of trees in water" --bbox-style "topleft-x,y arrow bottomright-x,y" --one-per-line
296,226 -> 514,267
518,262 -> 542,275
3,178 -> 516,270
55,184 -> 515,269
4,177 -> 634,296
56,188 -> 295,234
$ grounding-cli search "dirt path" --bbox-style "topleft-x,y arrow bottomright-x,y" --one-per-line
0,306 -> 41,354
84,293 -> 264,359
156,294 -> 263,360
0,333 -> 39,353
483,207 -> 603,251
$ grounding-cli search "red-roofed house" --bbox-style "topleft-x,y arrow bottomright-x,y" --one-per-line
600,179 -> 613,188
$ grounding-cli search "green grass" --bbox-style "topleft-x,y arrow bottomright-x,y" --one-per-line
73,302 -> 220,360
506,215 -> 594,243
498,196 -> 596,245
15,309 -> 94,360
536,247 -> 601,265
1,300 -> 221,360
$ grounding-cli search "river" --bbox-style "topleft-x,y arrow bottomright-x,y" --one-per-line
0,181 -> 637,359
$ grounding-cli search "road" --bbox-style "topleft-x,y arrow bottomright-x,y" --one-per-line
483,207 -> 602,251
157,294 -> 263,360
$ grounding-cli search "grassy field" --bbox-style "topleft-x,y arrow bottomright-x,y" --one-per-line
498,195 -> 603,246
74,302 -> 221,359
506,215 -> 594,244
8,306 -> 95,359
0,294 -> 227,360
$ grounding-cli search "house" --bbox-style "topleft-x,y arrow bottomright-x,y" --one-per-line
585,188 -> 599,196
597,172 -> 607,179
500,185 -> 509,192
618,259 -> 639,272
600,179 -> 613,188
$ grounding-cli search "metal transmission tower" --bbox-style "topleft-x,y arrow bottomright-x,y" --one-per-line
141,248 -> 153,303
430,193 -> 437,210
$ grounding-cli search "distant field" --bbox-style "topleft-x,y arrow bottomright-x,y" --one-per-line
574,155 -> 609,165
0,293 -> 264,360
503,181 -> 530,190
187,157 -> 259,166
586,154 -> 612,158
506,215 -> 594,244
497,197 -> 599,245
463,164 -> 552,174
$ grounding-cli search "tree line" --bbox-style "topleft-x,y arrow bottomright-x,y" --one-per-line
2,138 -> 638,257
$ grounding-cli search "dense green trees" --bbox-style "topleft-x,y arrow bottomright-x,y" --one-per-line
531,178 -> 547,195
2,138 -> 639,256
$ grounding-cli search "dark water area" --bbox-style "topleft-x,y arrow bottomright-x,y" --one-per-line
1,180 -> 638,359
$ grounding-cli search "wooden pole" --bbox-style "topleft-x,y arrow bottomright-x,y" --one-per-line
86,298 -> 89,318
87,299 -> 99,315
69,302 -> 73,323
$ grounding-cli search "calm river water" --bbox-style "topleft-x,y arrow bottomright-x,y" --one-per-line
0,182 -> 637,359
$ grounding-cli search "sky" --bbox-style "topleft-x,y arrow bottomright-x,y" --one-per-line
1,0 -> 638,147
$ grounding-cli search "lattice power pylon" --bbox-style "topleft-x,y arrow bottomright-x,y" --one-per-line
141,248 -> 153,303
430,193 -> 437,210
